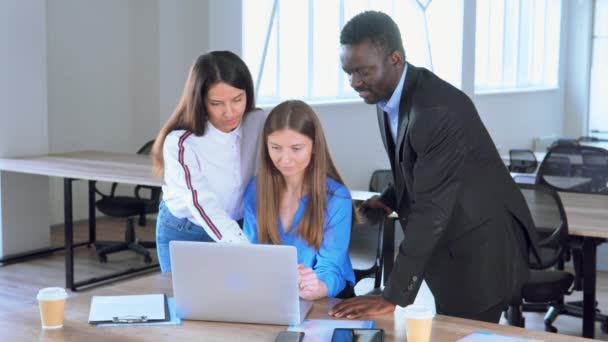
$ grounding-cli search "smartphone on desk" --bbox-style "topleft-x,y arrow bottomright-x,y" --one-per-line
274,331 -> 305,342
331,328 -> 384,342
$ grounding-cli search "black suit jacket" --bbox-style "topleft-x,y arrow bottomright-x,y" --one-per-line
378,64 -> 540,317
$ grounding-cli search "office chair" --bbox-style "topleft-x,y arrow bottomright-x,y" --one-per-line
580,148 -> 608,194
549,138 -> 579,149
534,145 -> 608,332
94,140 -> 161,263
506,183 -> 574,333
578,136 -> 600,143
508,149 -> 538,173
537,145 -> 608,193
350,169 -> 393,291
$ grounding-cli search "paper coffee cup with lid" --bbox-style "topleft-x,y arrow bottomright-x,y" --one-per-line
37,287 -> 68,329
403,304 -> 434,342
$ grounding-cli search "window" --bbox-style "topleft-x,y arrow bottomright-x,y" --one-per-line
243,0 -> 463,106
589,0 -> 608,137
475,0 -> 562,93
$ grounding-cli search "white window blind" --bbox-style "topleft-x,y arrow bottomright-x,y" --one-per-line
475,0 -> 562,93
244,0 -> 463,106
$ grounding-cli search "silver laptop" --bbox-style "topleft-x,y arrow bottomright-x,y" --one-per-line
169,241 -> 313,325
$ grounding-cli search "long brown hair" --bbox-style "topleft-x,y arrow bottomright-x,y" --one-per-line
151,51 -> 255,177
256,100 -> 356,250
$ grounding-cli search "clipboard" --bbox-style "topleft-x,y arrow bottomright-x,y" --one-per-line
88,294 -> 170,324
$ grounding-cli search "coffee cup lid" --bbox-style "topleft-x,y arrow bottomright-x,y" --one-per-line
37,287 -> 68,301
403,304 -> 434,319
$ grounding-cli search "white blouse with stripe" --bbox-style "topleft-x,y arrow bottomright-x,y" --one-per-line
161,109 -> 265,243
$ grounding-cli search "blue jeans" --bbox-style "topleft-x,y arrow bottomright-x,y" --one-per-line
156,201 -> 214,272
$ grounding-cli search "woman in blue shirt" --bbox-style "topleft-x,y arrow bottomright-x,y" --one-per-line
243,100 -> 357,300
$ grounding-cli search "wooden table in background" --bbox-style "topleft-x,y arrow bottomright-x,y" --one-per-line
0,151 -> 161,291
560,192 -> 608,338
0,273 -> 591,341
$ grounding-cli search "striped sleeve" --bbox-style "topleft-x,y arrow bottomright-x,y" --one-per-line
163,132 -> 249,243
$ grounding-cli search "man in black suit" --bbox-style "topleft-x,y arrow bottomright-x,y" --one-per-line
329,11 -> 539,323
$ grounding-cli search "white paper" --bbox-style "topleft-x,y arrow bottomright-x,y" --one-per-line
96,297 -> 181,327
457,331 -> 542,342
89,294 -> 166,323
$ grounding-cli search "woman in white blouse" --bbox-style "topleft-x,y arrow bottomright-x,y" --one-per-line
151,51 -> 264,272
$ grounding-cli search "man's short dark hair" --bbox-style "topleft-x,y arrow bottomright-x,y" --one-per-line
340,11 -> 406,59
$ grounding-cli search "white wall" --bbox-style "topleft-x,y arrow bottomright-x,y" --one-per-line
563,0 -> 594,138
159,0 -> 210,123
130,0 -> 161,149
312,103 -> 390,189
0,0 -> 50,256
474,90 -> 565,153
47,0 -> 133,154
46,0 -> 136,224
209,0 -> 242,54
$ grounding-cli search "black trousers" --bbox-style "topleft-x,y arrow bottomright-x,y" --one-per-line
437,301 -> 506,324
474,301 -> 507,323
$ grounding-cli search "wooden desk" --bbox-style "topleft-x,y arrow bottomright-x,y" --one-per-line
0,273 -> 589,341
559,192 -> 608,338
0,151 -> 161,290
355,189 -> 608,339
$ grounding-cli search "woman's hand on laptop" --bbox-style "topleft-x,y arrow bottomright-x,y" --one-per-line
297,264 -> 328,301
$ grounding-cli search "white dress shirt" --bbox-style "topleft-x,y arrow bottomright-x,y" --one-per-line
161,109 -> 265,243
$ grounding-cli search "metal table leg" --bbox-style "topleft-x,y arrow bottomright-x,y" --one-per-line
64,178 -> 74,290
582,237 -> 598,338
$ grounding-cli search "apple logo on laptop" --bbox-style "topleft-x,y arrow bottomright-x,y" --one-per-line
224,273 -> 248,293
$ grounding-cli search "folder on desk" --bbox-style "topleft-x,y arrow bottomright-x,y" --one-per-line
88,294 -> 169,324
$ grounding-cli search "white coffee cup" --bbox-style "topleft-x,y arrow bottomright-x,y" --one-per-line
403,304 -> 434,342
37,287 -> 68,329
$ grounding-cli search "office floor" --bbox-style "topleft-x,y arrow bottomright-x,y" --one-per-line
0,217 -> 607,340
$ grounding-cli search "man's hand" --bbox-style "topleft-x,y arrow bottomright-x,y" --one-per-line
298,264 -> 328,301
328,295 -> 396,319
359,195 -> 392,224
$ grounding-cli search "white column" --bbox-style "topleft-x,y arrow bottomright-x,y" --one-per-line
0,0 -> 50,257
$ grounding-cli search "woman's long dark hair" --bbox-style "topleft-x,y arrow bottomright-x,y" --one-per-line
152,51 -> 255,176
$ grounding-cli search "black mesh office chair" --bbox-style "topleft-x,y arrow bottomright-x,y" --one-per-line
581,148 -> 608,193
578,136 -> 601,143
509,149 -> 538,173
94,140 -> 161,263
506,183 -> 574,333
350,169 -> 393,291
534,144 -> 608,332
549,138 -> 579,149
537,144 -> 608,194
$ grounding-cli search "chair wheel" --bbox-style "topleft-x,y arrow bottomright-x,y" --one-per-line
601,321 -> 608,334
144,255 -> 153,264
544,324 -> 557,333
98,254 -> 108,263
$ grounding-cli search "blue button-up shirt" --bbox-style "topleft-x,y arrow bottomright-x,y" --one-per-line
378,64 -> 408,143
243,177 -> 355,298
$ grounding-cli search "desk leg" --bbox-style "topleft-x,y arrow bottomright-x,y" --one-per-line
64,178 -> 75,290
582,237 -> 597,339
382,218 -> 395,286
88,181 -> 96,245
